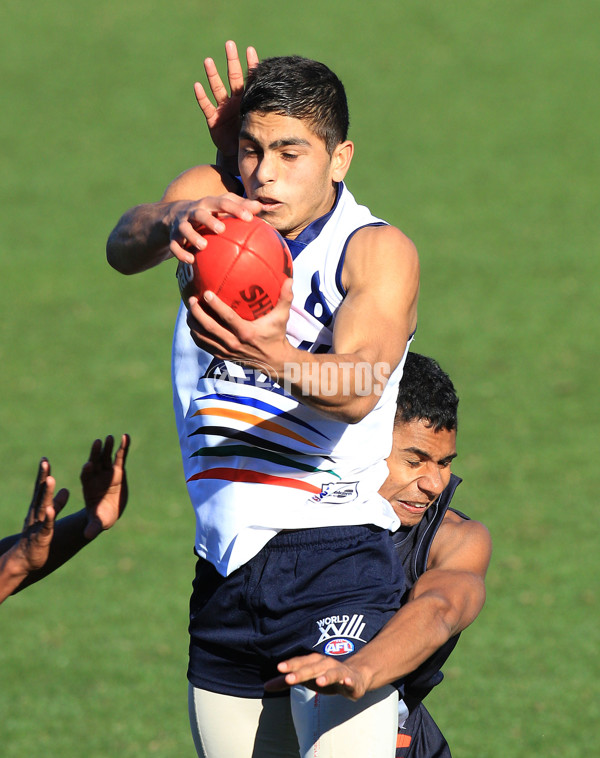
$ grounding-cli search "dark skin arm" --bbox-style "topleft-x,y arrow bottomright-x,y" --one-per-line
0,459 -> 68,602
0,434 -> 130,602
265,511 -> 492,700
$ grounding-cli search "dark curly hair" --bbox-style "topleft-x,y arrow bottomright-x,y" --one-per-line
395,352 -> 459,432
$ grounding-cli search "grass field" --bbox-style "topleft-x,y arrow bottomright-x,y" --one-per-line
1,1 -> 598,755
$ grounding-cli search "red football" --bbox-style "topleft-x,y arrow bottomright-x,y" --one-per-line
176,215 -> 293,320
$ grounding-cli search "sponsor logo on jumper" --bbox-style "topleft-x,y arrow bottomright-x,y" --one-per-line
313,614 -> 367,647
309,481 -> 359,504
324,639 -> 355,656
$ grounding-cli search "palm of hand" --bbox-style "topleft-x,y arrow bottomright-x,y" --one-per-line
80,436 -> 129,535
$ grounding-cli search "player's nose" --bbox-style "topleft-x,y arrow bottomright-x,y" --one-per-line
418,465 -> 445,498
255,153 -> 277,184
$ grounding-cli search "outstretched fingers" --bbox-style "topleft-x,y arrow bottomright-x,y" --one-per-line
28,458 -> 50,526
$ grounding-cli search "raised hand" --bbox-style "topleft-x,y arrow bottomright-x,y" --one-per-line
16,459 -> 70,572
80,434 -> 130,540
194,40 -> 259,158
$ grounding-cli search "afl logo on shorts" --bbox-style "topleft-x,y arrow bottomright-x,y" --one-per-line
324,639 -> 355,656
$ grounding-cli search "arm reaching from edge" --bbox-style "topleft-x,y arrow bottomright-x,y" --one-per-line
0,434 -> 130,602
0,460 -> 68,602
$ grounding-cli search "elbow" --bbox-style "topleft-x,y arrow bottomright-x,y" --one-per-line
106,238 -> 141,276
437,583 -> 487,640
433,596 -> 460,644
106,236 -> 130,275
335,395 -> 379,425
337,409 -> 366,425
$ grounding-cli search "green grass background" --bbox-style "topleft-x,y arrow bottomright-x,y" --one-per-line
1,0 -> 598,755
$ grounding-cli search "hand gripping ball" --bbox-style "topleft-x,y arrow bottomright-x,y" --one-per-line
176,215 -> 293,320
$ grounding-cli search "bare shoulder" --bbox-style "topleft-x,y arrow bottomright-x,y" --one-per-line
339,223 -> 420,342
162,164 -> 242,202
346,224 -> 419,271
428,510 -> 492,573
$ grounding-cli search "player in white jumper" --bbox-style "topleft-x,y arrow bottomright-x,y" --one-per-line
107,44 -> 419,758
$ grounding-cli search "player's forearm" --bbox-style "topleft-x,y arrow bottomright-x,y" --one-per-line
13,510 -> 93,593
106,202 -> 177,274
280,348 -> 390,423
347,593 -> 461,691
349,566 -> 489,690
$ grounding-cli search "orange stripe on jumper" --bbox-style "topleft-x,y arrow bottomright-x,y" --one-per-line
192,407 -> 318,447
187,467 -> 321,493
396,733 -> 412,748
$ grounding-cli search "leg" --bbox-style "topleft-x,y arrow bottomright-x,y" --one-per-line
291,684 -> 399,758
188,684 -> 300,758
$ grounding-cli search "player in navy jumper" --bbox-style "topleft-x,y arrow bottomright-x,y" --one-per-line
268,352 -> 492,757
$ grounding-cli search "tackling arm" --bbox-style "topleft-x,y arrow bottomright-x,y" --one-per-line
266,513 -> 492,700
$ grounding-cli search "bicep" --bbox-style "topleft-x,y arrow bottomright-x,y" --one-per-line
428,519 -> 492,577
408,520 -> 492,633
333,225 -> 419,368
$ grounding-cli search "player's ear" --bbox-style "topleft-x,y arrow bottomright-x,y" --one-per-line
331,140 -> 354,182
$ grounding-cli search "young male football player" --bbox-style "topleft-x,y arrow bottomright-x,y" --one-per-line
107,44 -> 419,757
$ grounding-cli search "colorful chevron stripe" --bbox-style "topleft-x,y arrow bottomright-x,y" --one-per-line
188,426 -> 334,461
196,393 -> 330,440
187,467 -> 322,493
192,406 -> 319,448
189,444 -> 340,479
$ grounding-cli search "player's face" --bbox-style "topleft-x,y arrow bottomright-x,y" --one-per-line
379,419 -> 457,527
238,112 -> 352,240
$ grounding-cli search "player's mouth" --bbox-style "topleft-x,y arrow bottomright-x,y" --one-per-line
396,499 -> 430,514
256,197 -> 283,211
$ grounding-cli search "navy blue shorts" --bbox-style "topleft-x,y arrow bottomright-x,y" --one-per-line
396,703 -> 451,758
188,525 -> 405,697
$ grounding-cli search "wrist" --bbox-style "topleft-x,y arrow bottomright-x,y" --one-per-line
1,546 -> 30,582
348,656 -> 378,693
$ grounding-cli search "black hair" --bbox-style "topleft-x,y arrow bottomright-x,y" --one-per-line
395,352 -> 459,432
240,55 -> 349,155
